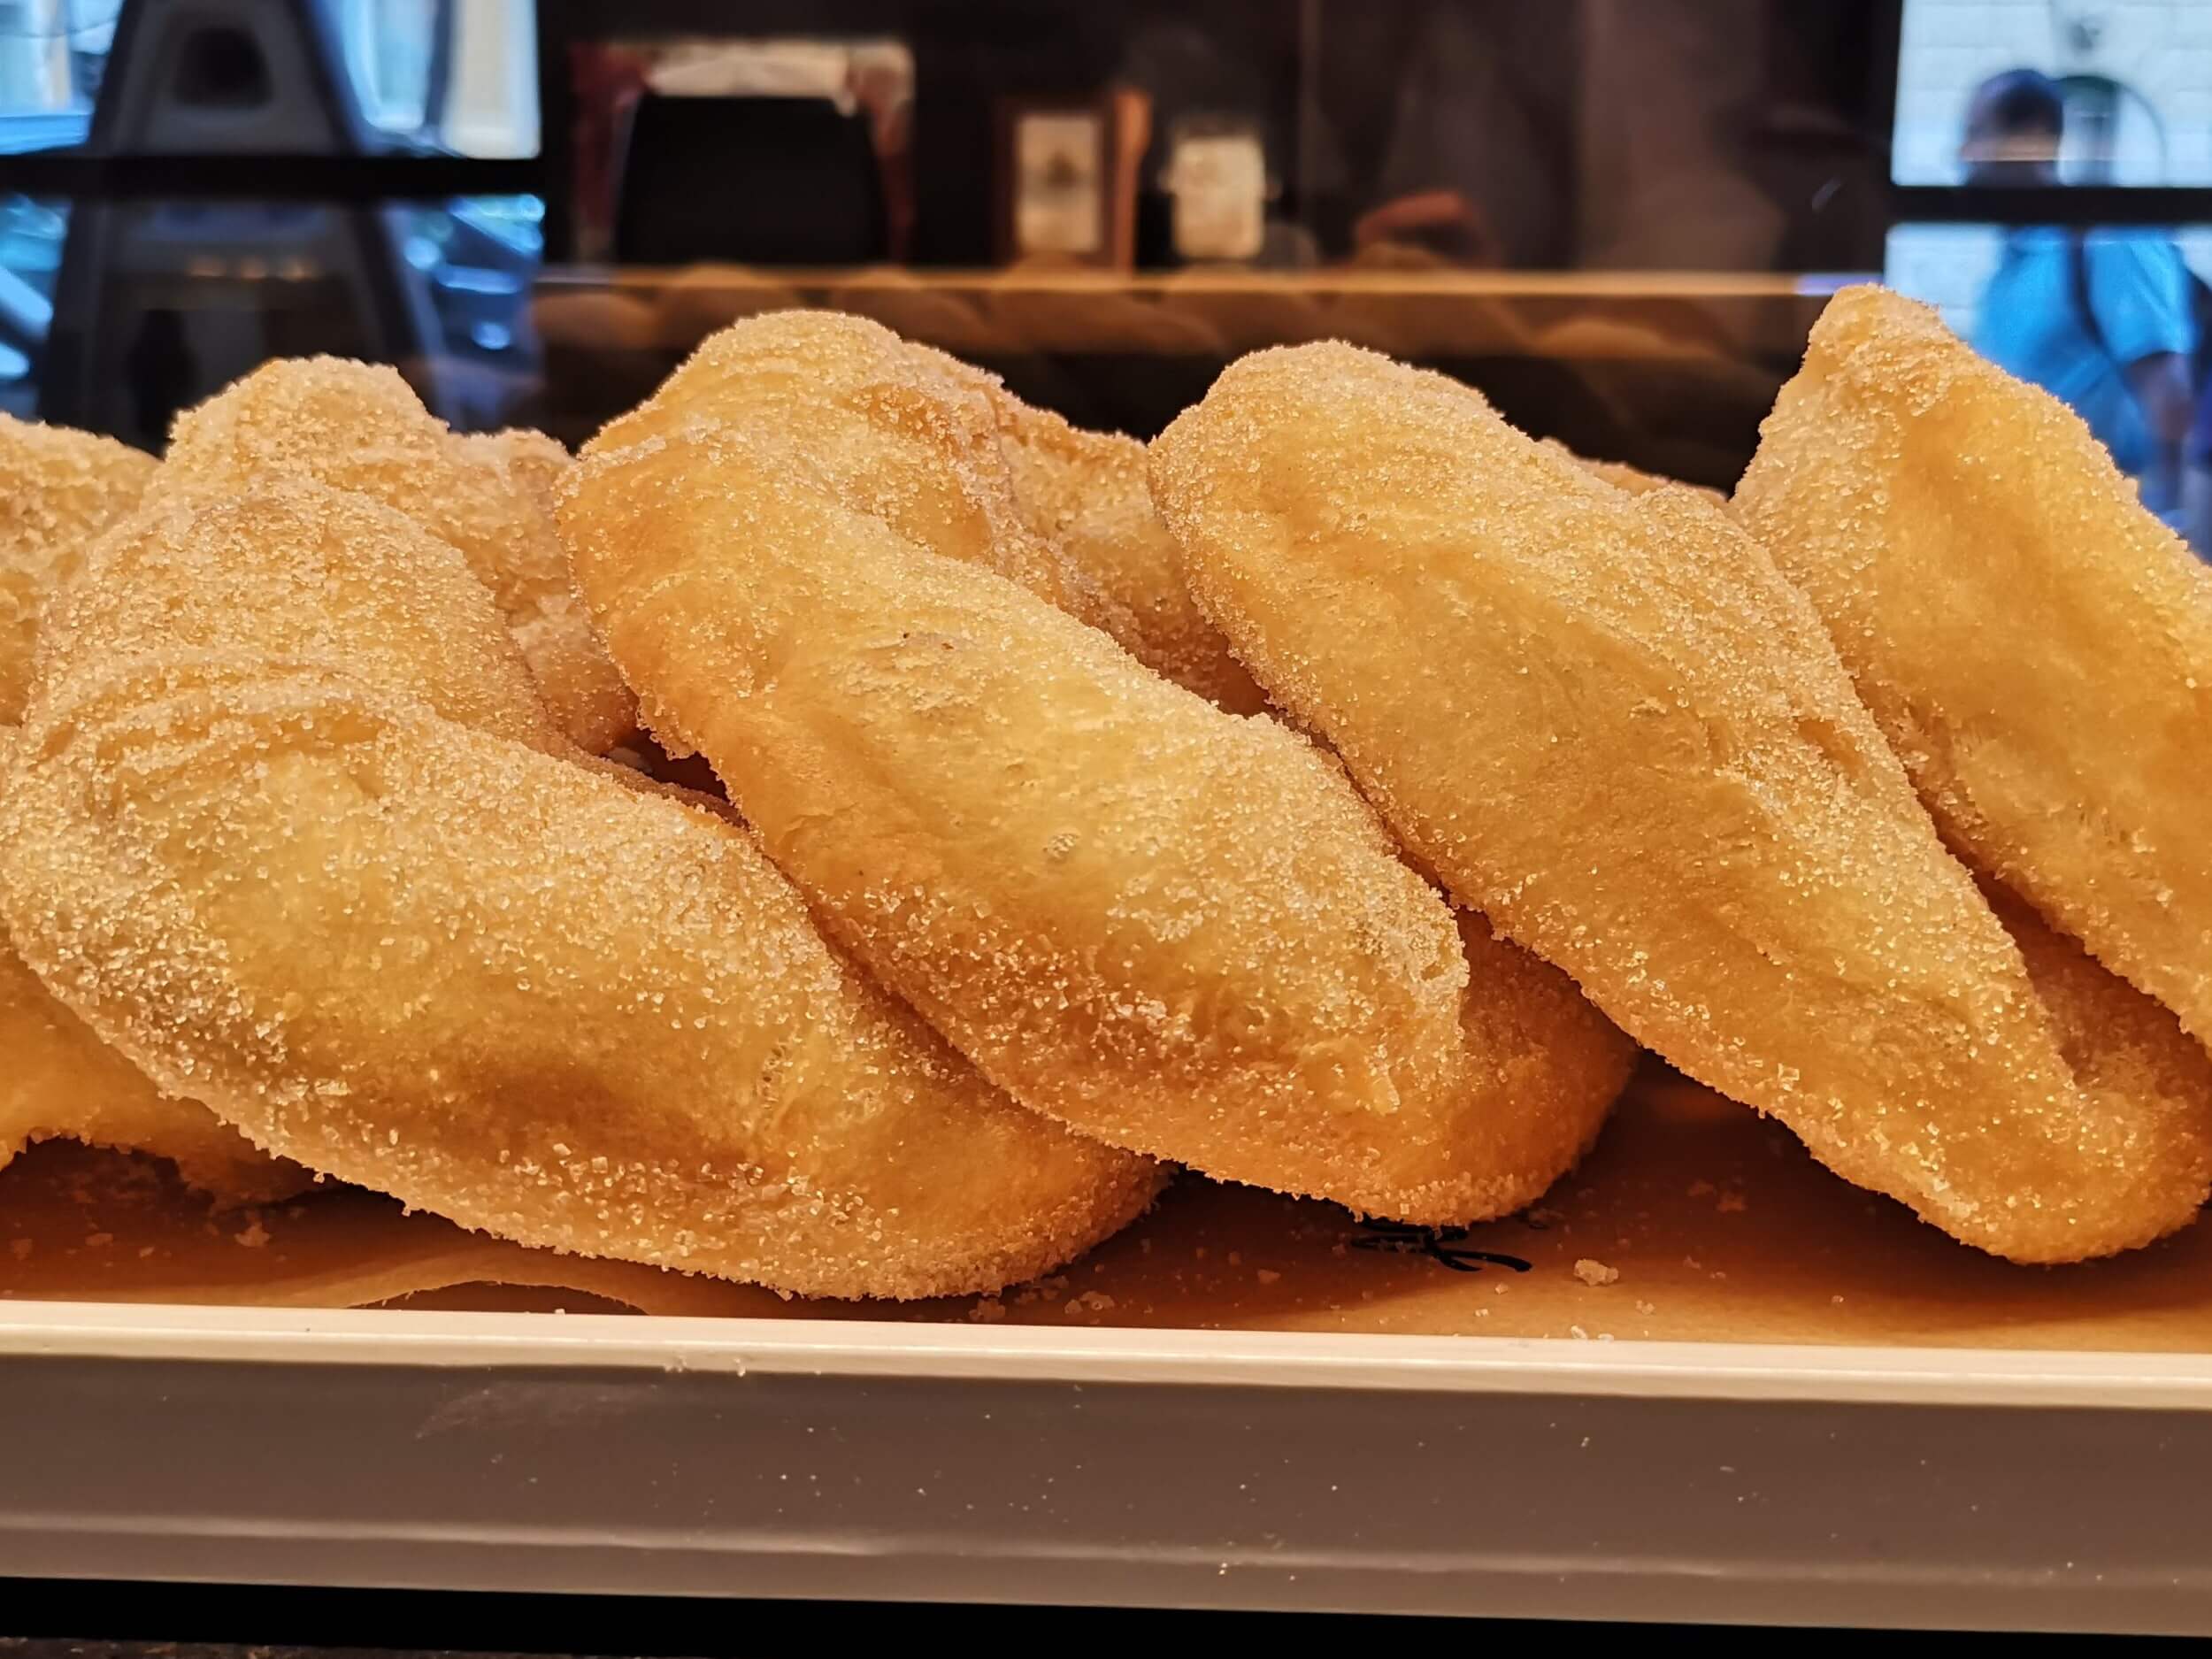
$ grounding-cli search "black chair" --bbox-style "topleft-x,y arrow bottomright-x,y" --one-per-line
614,93 -> 888,266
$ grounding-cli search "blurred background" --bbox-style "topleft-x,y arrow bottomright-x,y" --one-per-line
0,0 -> 2208,549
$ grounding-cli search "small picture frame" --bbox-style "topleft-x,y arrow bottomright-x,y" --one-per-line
995,89 -> 1150,268
1162,115 -> 1271,263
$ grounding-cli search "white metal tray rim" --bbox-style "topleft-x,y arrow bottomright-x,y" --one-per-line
3,1298 -> 2208,1409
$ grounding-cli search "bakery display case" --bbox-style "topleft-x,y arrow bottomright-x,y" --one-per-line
4,1 -> 2212,1638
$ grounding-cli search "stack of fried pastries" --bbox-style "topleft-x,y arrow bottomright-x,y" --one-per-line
2,281 -> 2208,1297
1153,289 -> 2212,1264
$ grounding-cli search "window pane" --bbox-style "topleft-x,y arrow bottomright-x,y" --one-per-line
0,0 -> 536,157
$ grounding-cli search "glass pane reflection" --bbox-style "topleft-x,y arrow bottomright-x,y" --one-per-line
8,190 -> 541,443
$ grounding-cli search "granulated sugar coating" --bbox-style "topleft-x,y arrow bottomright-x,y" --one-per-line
0,938 -> 303,1202
968,372 -> 1633,1219
0,414 -> 302,1202
157,358 -> 638,755
0,474 -> 1159,1299
1736,285 -> 2212,1051
1534,440 -> 1726,506
966,359 -> 1636,1219
0,411 -> 154,726
562,310 -> 1628,1224
1990,880 -> 2212,1173
1152,339 -> 2212,1263
964,369 -> 1631,1218
467,425 -> 570,511
951,364 -> 1268,714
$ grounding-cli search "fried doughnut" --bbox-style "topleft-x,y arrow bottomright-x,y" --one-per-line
1989,879 -> 2212,1155
965,379 -> 1268,714
736,337 -> 1268,713
561,311 -> 1633,1225
961,380 -> 1631,1214
1,473 -> 1159,1298
457,426 -> 570,521
964,380 -> 1630,1210
1,413 -> 155,726
0,414 -> 302,1201
0,927 -> 307,1200
1536,439 -> 1726,504
587,317 -> 1114,634
1152,341 -> 2212,1261
449,425 -> 641,757
159,359 -> 638,754
959,373 -> 1630,1213
1735,285 -> 2212,1048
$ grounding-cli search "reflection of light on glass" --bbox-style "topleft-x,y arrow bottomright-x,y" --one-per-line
338,0 -> 435,135
1,0 -> 538,156
0,193 -> 65,313
1793,273 -> 1871,296
65,0 -> 116,50
451,193 -> 541,256
1163,117 -> 1269,263
1892,0 -> 2212,187
442,0 -> 537,158
337,0 -> 537,157
1883,223 -> 2006,335
0,192 -> 59,412
440,265 -> 521,296
0,0 -> 115,115
1889,219 -> 2212,334
1013,111 -> 1104,258
422,195 -> 541,371
2055,73 -> 2170,186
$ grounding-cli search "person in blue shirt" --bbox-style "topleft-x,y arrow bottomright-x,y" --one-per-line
2191,381 -> 2212,557
1960,70 -> 2196,509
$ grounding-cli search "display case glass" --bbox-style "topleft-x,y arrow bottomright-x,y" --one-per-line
8,8 -> 2212,1635
2,0 -> 2201,531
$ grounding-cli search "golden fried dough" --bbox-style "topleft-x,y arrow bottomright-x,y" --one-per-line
1736,285 -> 2212,1048
562,311 -> 1633,1224
2,475 -> 1158,1298
1153,340 -> 2212,1261
449,425 -> 641,756
967,377 -> 1628,1214
1,412 -> 154,725
465,425 -> 570,511
834,342 -> 1267,712
1990,880 -> 2212,1159
0,937 -> 304,1200
4,718 -> 296,1201
1537,438 -> 1726,504
159,359 -> 638,754
968,380 -> 1268,713
593,312 -> 1109,629
0,414 -> 302,1202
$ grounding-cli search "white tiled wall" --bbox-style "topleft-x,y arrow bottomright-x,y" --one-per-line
1893,0 -> 2212,185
